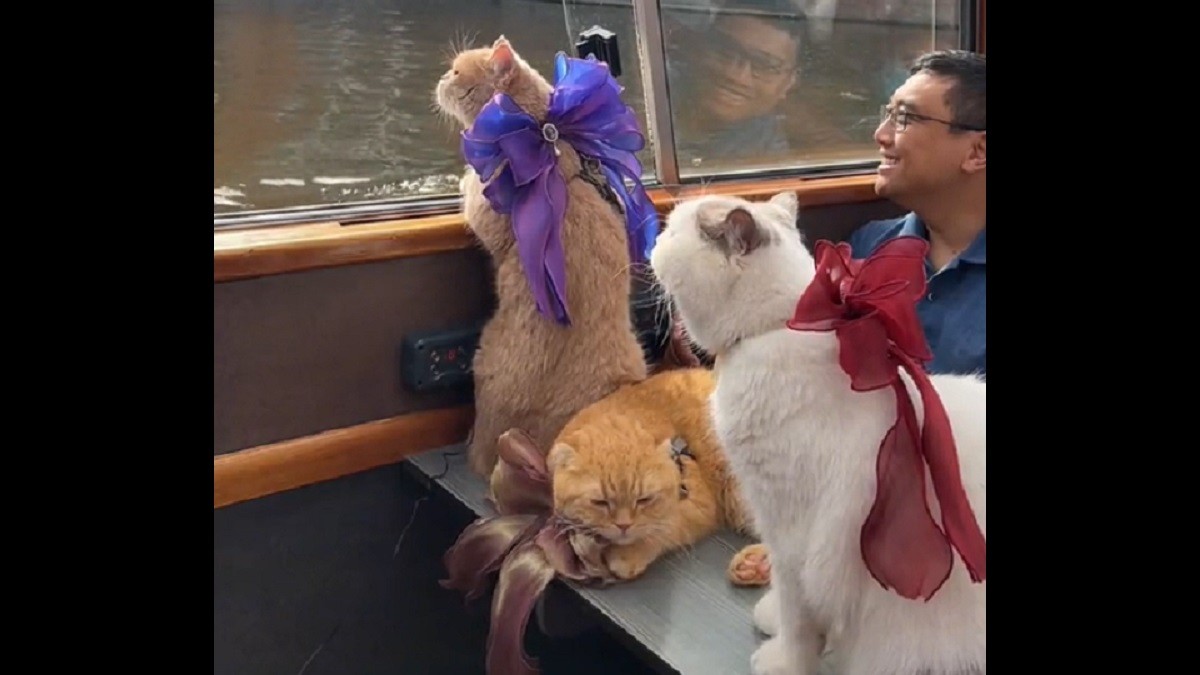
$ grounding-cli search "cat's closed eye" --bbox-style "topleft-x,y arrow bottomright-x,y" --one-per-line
636,495 -> 657,507
590,498 -> 610,508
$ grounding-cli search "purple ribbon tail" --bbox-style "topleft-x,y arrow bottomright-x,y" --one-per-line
598,162 -> 659,263
511,168 -> 571,325
481,166 -> 516,214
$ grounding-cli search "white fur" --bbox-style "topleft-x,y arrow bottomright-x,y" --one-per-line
650,193 -> 986,675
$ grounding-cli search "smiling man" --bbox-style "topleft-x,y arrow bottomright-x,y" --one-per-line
667,0 -> 803,166
726,49 -> 987,590
847,49 -> 987,378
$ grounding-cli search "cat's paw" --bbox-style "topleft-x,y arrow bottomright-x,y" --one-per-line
604,545 -> 654,580
750,636 -> 799,675
753,587 -> 781,636
728,543 -> 771,587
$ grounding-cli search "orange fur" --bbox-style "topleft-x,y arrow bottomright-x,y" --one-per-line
545,367 -> 754,581
434,36 -> 647,478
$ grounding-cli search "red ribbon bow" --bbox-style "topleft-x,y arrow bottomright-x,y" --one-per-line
786,236 -> 986,600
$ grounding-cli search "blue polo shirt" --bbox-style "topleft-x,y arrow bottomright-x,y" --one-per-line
845,213 -> 986,378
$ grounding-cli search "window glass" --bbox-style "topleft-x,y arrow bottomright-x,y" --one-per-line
561,1 -> 652,180
215,0 -> 640,218
659,0 -> 962,178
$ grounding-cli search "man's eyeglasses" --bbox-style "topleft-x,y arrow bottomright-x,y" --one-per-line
879,104 -> 985,133
706,32 -> 794,81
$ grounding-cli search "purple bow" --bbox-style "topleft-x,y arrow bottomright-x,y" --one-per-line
461,52 -> 660,326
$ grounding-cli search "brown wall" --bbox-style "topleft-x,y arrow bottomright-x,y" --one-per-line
214,248 -> 492,455
213,198 -> 904,455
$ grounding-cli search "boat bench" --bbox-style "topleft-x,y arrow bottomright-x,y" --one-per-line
406,443 -> 769,675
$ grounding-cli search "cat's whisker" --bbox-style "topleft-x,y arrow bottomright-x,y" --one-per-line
621,259 -> 681,352
448,27 -> 477,58
445,31 -> 466,66
461,29 -> 480,52
610,261 -> 636,282
662,178 -> 714,211
651,293 -> 673,333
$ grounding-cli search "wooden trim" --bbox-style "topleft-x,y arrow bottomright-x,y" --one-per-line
214,213 -> 475,283
648,172 -> 879,210
213,406 -> 474,509
214,173 -> 881,282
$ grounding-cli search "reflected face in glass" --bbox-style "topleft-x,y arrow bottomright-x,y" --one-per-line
874,72 -> 984,202
697,16 -> 798,125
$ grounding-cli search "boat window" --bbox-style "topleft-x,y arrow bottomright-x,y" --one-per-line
561,1 -> 653,180
651,0 -> 965,181
215,0 -> 976,230
214,0 -> 607,227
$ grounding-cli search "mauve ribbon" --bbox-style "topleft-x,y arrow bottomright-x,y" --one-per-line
785,236 -> 986,600
461,52 -> 660,326
440,429 -> 614,675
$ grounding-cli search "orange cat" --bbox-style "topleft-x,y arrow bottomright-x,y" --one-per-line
544,367 -> 755,580
434,36 -> 648,478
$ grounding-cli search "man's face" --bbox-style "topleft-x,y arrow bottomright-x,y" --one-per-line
874,71 -> 985,204
697,16 -> 798,125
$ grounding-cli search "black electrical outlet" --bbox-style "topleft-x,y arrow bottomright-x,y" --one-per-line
400,326 -> 482,392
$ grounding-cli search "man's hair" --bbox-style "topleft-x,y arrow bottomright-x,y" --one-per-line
910,50 -> 985,131
711,0 -> 805,56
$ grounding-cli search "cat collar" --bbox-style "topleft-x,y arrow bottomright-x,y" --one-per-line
461,52 -> 660,326
785,236 -> 986,601
669,436 -> 694,499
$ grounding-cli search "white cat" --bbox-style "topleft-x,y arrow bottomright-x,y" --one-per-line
649,191 -> 986,675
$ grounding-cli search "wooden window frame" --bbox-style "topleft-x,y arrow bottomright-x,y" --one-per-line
215,173 -> 882,282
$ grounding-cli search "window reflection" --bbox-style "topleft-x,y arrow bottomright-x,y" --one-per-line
664,1 -> 803,171
560,1 -> 652,179
661,0 -> 961,177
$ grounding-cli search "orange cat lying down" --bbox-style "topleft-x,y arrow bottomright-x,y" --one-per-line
536,366 -> 767,583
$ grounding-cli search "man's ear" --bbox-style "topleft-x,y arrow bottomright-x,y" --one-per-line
963,132 -> 985,174
782,67 -> 799,96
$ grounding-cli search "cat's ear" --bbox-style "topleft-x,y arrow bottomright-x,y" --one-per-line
701,207 -> 764,256
768,190 -> 799,224
489,36 -> 517,85
547,443 -> 575,473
